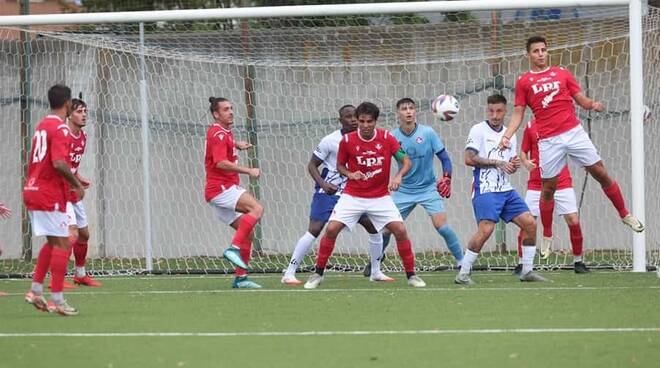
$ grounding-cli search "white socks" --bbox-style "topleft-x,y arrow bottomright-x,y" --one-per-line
368,233 -> 383,276
460,250 -> 479,275
76,267 -> 86,278
31,282 -> 43,295
522,246 -> 536,274
284,232 -> 316,277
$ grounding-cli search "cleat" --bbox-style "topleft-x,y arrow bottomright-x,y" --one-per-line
48,300 -> 79,316
73,275 -> 102,287
304,273 -> 324,289
574,261 -> 591,274
539,236 -> 553,260
223,247 -> 248,269
25,290 -> 48,312
512,264 -> 523,277
280,276 -> 303,285
454,273 -> 476,285
519,271 -> 549,282
369,272 -> 395,282
232,276 -> 262,289
622,214 -> 644,233
407,275 -> 426,288
47,280 -> 77,290
362,263 -> 371,277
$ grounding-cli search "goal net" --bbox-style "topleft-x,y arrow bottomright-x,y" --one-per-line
1,3 -> 658,276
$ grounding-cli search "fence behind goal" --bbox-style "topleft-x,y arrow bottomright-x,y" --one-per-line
0,3 -> 658,275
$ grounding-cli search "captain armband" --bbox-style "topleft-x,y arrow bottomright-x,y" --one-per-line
394,148 -> 407,161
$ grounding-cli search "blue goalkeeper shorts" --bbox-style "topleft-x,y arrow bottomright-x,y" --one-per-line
391,186 -> 445,220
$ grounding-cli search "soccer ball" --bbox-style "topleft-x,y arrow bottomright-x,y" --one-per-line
432,94 -> 460,121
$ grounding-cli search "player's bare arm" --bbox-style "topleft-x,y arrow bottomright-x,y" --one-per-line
234,141 -> 253,150
520,151 -> 536,171
336,162 -> 365,181
75,172 -> 91,189
53,159 -> 85,200
389,149 -> 411,191
499,105 -> 526,149
465,149 -> 516,174
307,156 -> 338,195
573,93 -> 605,112
216,160 -> 260,179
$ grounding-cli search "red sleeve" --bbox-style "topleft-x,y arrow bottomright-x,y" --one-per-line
387,132 -> 401,156
337,138 -> 348,167
565,69 -> 581,96
514,76 -> 528,107
50,127 -> 70,162
211,133 -> 230,164
520,126 -> 531,154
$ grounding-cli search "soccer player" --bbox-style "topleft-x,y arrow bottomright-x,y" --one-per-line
515,120 -> 589,274
456,94 -> 546,285
282,105 -> 389,285
65,98 -> 101,287
304,102 -> 426,289
499,36 -> 644,243
363,98 -> 463,276
205,97 -> 264,289
24,84 -> 86,316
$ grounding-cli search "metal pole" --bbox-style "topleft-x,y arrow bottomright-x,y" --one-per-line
629,0 -> 646,272
139,22 -> 153,271
19,0 -> 32,261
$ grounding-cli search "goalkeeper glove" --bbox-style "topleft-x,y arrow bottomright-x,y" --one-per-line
436,173 -> 451,198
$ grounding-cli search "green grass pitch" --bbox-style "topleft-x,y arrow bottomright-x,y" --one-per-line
1,271 -> 659,368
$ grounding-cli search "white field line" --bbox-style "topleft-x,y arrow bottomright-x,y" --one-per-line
1,285 -> 659,297
0,327 -> 658,338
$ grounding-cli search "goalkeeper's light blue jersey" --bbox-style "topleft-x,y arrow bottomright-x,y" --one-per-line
391,123 -> 444,194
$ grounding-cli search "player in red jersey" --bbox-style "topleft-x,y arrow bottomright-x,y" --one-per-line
304,102 -> 426,289
514,120 -> 589,274
64,98 -> 100,287
500,36 -> 643,241
205,97 -> 264,289
23,84 -> 85,316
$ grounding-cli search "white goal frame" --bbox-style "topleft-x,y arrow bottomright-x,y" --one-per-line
0,0 -> 647,272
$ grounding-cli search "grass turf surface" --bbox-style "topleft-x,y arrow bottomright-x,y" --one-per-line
1,271 -> 659,368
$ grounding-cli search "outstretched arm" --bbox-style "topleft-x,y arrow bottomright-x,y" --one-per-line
216,160 -> 260,179
573,92 -> 605,112
499,105 -> 525,149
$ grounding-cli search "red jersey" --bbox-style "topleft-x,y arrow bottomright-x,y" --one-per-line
23,115 -> 72,212
521,120 -> 573,190
337,128 -> 401,198
204,123 -> 240,201
515,66 -> 582,139
67,129 -> 87,203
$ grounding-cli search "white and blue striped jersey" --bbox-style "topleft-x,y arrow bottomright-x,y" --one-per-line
465,120 -> 517,196
312,129 -> 348,195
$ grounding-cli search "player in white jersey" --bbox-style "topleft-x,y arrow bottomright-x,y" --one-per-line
282,105 -> 388,285
457,94 -> 546,285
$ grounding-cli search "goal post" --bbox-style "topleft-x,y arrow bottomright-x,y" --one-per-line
0,0 -> 654,276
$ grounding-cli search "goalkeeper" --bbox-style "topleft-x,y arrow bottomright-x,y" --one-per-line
363,98 -> 463,276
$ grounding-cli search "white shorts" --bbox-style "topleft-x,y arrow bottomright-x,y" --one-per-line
208,185 -> 245,225
66,201 -> 88,228
29,210 -> 69,237
538,124 -> 601,179
329,194 -> 403,232
525,188 -> 578,217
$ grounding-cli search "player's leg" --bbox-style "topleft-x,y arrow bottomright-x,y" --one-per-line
70,201 -> 100,286
563,213 -> 589,273
567,125 -> 643,232
304,220 -> 346,289
539,177 -> 558,259
456,220 -> 495,285
229,219 -> 260,289
46,234 -> 79,316
519,190 -> 540,272
357,216 -> 392,282
283,193 -> 335,284
507,191 -> 547,282
384,221 -> 425,287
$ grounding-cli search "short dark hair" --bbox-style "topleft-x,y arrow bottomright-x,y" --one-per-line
487,94 -> 507,105
48,84 -> 71,109
209,96 -> 229,113
338,104 -> 355,116
355,102 -> 380,120
396,97 -> 415,109
526,35 -> 547,52
71,98 -> 86,111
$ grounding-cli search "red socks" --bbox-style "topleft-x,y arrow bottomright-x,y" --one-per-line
49,247 -> 70,293
315,236 -> 336,270
235,238 -> 253,277
602,181 -> 629,218
568,223 -> 583,257
73,241 -> 88,268
231,215 -> 258,249
396,239 -> 416,273
32,242 -> 53,284
539,198 -> 555,238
